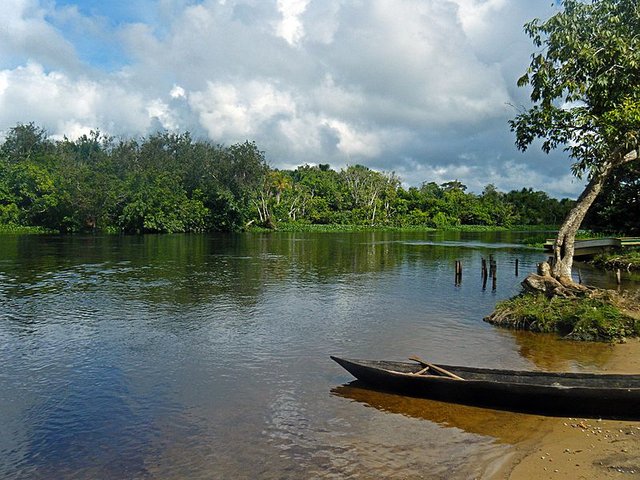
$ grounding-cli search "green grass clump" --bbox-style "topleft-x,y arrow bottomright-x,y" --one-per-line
490,294 -> 640,342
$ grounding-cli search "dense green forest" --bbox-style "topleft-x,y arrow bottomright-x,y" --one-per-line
0,122 -> 605,234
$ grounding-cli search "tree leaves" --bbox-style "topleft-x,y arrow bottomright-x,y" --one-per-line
513,0 -> 640,174
0,125 -> 581,233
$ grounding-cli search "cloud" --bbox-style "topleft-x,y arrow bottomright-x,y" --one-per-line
0,0 -> 82,71
0,62 -> 176,137
0,0 -> 581,198
275,0 -> 310,45
396,160 -> 582,199
188,79 -> 296,138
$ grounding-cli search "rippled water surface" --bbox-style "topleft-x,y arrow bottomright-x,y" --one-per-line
1,231 -> 638,479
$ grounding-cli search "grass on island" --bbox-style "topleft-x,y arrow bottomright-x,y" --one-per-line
487,293 -> 640,342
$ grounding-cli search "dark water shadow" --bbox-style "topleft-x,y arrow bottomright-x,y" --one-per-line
331,382 -> 548,445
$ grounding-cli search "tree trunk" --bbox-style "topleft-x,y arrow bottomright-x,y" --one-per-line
551,166 -> 610,282
551,149 -> 638,283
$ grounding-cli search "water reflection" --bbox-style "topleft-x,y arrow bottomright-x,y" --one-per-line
20,365 -> 157,479
331,382 -> 548,445
1,231 -> 637,479
324,384 -> 519,479
1,233 -> 636,308
2,345 -> 203,480
508,330 -> 616,371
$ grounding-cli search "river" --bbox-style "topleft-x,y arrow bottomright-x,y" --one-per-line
1,231 -> 638,479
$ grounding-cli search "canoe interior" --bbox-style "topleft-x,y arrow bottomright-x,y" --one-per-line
337,358 -> 640,388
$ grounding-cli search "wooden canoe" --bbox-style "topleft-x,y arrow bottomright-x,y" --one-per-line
331,356 -> 640,419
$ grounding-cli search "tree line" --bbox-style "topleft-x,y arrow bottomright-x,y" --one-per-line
0,122 -> 612,234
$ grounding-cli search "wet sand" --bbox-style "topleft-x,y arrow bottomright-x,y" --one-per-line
494,340 -> 640,480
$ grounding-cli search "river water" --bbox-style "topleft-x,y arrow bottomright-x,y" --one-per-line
1,231 -> 638,479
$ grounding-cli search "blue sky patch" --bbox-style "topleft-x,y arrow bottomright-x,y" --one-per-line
54,0 -> 146,26
46,1 -> 151,71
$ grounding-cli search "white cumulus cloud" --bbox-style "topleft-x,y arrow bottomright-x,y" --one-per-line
0,0 -> 581,197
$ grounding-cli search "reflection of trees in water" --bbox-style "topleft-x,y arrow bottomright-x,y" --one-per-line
508,330 -> 615,372
1,230 -> 548,314
331,382 -> 547,445
1,232 -> 417,306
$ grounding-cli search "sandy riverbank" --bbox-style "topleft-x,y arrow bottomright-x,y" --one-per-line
494,340 -> 640,479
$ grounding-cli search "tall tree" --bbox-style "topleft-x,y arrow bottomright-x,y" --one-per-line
0,123 -> 53,163
56,131 -> 115,231
0,124 -> 62,227
292,164 -> 343,223
216,141 -> 268,229
340,165 -> 399,225
511,0 -> 640,283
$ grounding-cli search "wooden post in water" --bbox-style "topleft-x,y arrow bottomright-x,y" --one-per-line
490,258 -> 497,291
455,260 -> 462,286
616,269 -> 622,285
481,258 -> 488,290
515,259 -> 519,276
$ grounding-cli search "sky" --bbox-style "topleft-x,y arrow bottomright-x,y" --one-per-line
0,0 -> 584,198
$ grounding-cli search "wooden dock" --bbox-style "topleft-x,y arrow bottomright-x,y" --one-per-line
543,237 -> 639,257
621,237 -> 640,247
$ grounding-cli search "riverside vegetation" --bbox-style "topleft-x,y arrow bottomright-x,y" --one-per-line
0,123 -> 579,235
0,123 -> 634,236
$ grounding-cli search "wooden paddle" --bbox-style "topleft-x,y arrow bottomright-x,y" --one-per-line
408,355 -> 465,381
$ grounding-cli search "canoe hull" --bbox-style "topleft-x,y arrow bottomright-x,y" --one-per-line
331,356 -> 640,419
